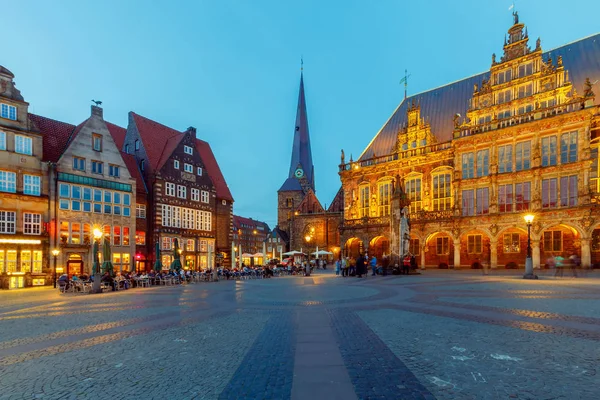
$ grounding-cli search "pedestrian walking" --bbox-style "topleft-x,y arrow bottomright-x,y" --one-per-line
335,259 -> 341,276
370,255 -> 377,276
356,253 -> 366,278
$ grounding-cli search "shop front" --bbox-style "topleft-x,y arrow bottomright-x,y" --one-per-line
0,238 -> 48,289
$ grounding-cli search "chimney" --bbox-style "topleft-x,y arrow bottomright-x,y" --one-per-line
91,105 -> 103,118
186,126 -> 196,136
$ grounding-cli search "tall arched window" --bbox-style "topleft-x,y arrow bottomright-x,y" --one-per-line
359,184 -> 370,218
377,179 -> 392,216
405,174 -> 422,214
432,169 -> 453,211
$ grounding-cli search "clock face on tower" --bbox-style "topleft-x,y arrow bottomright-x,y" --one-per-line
294,168 -> 304,178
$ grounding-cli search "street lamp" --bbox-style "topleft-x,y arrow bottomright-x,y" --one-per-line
51,249 -> 60,288
304,234 -> 313,276
523,214 -> 537,279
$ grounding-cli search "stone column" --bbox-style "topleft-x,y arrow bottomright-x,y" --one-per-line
532,239 -> 541,269
420,245 -> 426,269
490,239 -> 498,269
581,239 -> 591,269
453,240 -> 461,269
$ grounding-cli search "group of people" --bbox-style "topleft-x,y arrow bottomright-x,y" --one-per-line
334,254 -> 417,277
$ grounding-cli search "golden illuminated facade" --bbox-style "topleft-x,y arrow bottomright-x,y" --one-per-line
340,16 -> 600,269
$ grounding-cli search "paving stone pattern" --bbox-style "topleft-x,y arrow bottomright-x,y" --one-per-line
218,312 -> 296,400
1,270 -> 600,399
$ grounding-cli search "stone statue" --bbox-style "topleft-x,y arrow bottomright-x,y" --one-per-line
512,10 -> 519,25
536,37 -> 541,50
584,77 -> 595,98
492,53 -> 496,64
341,149 -> 345,164
399,206 -> 410,257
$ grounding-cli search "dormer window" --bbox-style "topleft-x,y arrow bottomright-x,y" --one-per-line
0,103 -> 17,121
140,159 -> 145,171
184,145 -> 193,155
135,139 -> 140,150
92,134 -> 102,151
125,144 -> 130,154
174,160 -> 180,169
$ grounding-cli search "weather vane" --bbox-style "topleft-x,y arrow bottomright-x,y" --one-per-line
91,99 -> 102,106
399,69 -> 411,100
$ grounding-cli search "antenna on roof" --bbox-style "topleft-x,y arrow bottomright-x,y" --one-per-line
399,69 -> 411,100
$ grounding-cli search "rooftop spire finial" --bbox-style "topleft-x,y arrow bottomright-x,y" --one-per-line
301,56 -> 304,72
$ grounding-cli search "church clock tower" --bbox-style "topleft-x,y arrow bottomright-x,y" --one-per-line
277,70 -> 315,234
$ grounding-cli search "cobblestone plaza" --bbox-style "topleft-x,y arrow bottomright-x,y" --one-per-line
1,271 -> 599,400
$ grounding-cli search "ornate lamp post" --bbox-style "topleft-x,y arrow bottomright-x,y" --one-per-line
304,234 -> 313,276
523,214 -> 537,279
92,228 -> 103,293
52,249 -> 60,288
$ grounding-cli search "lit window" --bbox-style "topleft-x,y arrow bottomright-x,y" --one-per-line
15,135 -> 32,155
201,190 -> 209,203
377,181 -> 391,216
184,145 -> 193,155
462,189 -> 474,216
503,233 -> 520,253
123,227 -> 131,247
184,163 -> 193,173
136,231 -> 146,245
113,226 -> 121,246
0,131 -> 5,150
0,171 -> 16,193
174,160 -> 180,169
0,211 -> 16,233
498,184 -> 513,213
406,176 -> 422,214
359,185 -> 369,217
186,239 -> 195,251
92,134 -> 102,151
162,236 -> 172,250
23,213 -> 41,235
24,175 -> 41,196
432,172 -> 452,211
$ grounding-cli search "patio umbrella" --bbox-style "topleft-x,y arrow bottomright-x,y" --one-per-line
170,238 -> 183,272
312,250 -> 334,256
283,250 -> 305,256
101,236 -> 114,275
154,242 -> 162,272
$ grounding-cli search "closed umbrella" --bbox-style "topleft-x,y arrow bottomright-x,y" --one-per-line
92,239 -> 100,275
171,238 -> 183,272
231,241 -> 236,270
154,242 -> 162,272
263,242 -> 267,265
101,236 -> 114,275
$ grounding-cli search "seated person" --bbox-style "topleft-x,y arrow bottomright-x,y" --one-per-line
58,273 -> 70,290
101,272 -> 115,291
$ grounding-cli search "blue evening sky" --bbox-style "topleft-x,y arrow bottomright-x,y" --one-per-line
3,0 -> 599,228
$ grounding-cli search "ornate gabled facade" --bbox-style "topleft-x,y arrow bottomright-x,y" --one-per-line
35,106 -> 137,277
340,15 -> 600,270
0,66 -> 50,289
276,71 -> 343,259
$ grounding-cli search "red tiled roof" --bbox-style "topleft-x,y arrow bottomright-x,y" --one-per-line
106,121 -> 127,151
196,139 -> 234,202
233,215 -> 269,231
131,112 -> 184,171
121,153 -> 147,194
29,114 -> 76,162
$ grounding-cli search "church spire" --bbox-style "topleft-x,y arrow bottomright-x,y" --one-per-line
287,67 -> 315,192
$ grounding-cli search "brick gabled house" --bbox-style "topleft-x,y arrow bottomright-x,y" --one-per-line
123,112 -> 233,270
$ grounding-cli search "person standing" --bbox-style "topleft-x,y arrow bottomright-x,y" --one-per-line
356,253 -> 366,278
370,256 -> 377,276
342,257 -> 348,277
335,259 -> 341,276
